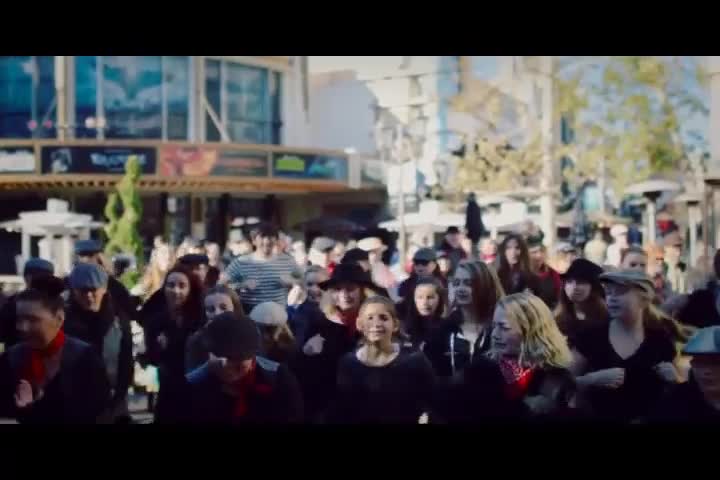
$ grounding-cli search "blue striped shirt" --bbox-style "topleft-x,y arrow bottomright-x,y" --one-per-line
225,253 -> 301,307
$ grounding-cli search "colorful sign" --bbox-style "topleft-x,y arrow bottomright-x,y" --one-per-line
159,146 -> 269,177
40,146 -> 156,174
272,152 -> 348,182
0,146 -> 36,174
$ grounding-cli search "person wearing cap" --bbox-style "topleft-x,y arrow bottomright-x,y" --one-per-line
293,263 -> 384,421
63,263 -> 134,423
309,236 -> 337,273
0,258 -> 56,350
287,265 -> 330,345
341,247 -> 371,273
74,239 -> 135,328
184,311 -> 303,424
357,236 -> 396,292
250,302 -> 297,364
676,249 -> 720,330
554,259 -> 608,348
605,224 -> 629,268
569,270 -> 690,422
396,248 -> 446,303
646,326 -> 720,423
177,253 -> 211,285
528,238 -> 562,311
437,226 -> 467,274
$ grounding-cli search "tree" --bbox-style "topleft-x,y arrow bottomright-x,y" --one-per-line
103,155 -> 144,288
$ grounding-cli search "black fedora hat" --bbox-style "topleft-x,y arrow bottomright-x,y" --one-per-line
319,263 -> 379,292
562,258 -> 603,283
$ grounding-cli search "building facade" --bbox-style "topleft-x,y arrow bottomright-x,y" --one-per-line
0,56 -> 384,273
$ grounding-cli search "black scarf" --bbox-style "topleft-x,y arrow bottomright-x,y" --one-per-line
65,295 -> 117,350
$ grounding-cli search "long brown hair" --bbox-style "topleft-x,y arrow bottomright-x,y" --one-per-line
451,260 -> 505,321
554,279 -> 608,337
204,285 -> 245,319
403,276 -> 448,343
497,233 -> 533,293
163,264 -> 205,329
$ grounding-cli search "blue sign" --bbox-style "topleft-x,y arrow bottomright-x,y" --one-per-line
272,152 -> 348,182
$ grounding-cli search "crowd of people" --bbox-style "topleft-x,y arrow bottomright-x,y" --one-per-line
0,218 -> 719,424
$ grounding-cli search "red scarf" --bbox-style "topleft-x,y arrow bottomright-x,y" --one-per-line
338,308 -> 360,337
498,357 -> 535,401
231,359 -> 273,418
22,330 -> 66,388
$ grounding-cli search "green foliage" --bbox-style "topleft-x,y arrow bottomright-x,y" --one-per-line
103,155 -> 145,272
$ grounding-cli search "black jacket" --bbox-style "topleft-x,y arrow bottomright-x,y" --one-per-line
645,376 -> 720,424
676,280 -> 720,329
293,309 -> 360,421
107,276 -> 137,323
185,356 -> 303,424
0,294 -> 20,349
423,309 -> 492,378
0,336 -> 111,424
64,295 -> 134,409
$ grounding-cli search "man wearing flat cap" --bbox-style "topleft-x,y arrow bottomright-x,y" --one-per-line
0,258 -> 56,350
74,239 -> 136,326
646,326 -> 720,423
309,236 -> 337,273
397,248 -> 446,302
184,312 -> 303,423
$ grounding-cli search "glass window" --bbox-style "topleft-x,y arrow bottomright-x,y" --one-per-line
164,56 -> 189,140
0,56 -> 55,138
103,56 -> 162,139
270,71 -> 282,144
205,59 -> 221,142
75,56 -> 97,138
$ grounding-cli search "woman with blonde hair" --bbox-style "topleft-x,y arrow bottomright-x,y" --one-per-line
424,260 -> 504,378
569,270 -> 692,423
249,302 -> 297,364
443,292 -> 577,422
133,244 -> 175,302
327,296 -> 436,423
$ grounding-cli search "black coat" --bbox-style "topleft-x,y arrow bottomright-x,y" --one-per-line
293,308 -> 360,421
186,356 -> 303,424
107,276 -> 137,323
676,281 -> 720,329
0,295 -> 20,349
0,336 -> 111,424
645,376 -> 720,424
64,295 -> 134,410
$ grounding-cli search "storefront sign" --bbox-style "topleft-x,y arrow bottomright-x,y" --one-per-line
40,146 -> 156,174
0,146 -> 36,174
159,146 -> 269,177
272,152 -> 348,182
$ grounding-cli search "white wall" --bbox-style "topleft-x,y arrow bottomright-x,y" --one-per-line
281,56 -> 312,148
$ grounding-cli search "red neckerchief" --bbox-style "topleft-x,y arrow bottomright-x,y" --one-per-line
338,308 -> 360,337
498,357 -> 535,401
327,262 -> 337,276
22,330 -> 66,388
481,253 -> 496,264
231,359 -> 273,418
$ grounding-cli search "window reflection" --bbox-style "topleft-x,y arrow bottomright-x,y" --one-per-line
0,56 -> 56,138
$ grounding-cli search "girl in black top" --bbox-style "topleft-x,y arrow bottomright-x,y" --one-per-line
143,264 -> 206,423
328,296 -> 436,423
554,259 -> 608,348
0,276 -> 110,423
570,270 -> 691,423
497,234 -> 543,300
424,261 -> 504,378
444,292 -> 576,423
400,276 -> 448,350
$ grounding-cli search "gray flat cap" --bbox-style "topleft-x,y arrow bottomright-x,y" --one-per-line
69,263 -> 108,290
23,258 -> 55,276
75,239 -> 103,255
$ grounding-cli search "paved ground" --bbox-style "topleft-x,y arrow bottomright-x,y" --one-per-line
129,392 -> 153,424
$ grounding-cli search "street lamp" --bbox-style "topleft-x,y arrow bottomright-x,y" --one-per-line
673,191 -> 702,267
625,179 -> 681,245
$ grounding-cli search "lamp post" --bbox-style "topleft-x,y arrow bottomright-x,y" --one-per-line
625,179 -> 681,245
674,192 -> 701,268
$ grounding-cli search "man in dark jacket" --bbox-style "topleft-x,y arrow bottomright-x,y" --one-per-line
75,240 -> 136,324
438,226 -> 467,274
0,258 -> 55,350
528,239 -> 561,310
646,326 -> 720,423
184,312 -> 303,424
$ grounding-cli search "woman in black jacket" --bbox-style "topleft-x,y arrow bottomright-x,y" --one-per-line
496,234 -> 543,300
0,276 -> 110,424
293,263 -> 383,421
424,261 -> 504,378
142,264 -> 206,423
444,292 -> 577,423
184,312 -> 303,424
328,296 -> 436,423
399,276 -> 448,350
64,263 -> 133,423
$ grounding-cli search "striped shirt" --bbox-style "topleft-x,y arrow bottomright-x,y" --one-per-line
225,253 -> 301,307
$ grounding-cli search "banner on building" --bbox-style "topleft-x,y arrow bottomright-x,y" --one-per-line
40,146 -> 156,174
0,146 -> 36,174
272,152 -> 348,182
159,146 -> 269,177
